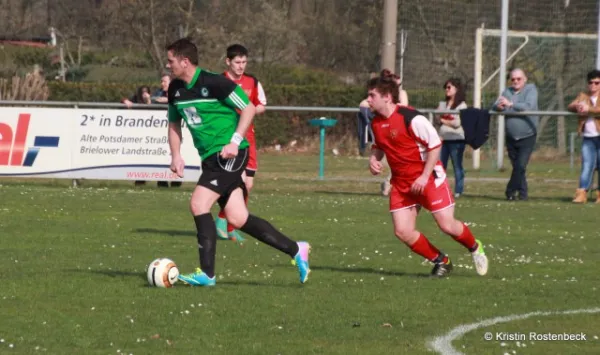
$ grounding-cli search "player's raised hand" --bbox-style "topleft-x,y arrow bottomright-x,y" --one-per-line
170,156 -> 185,178
220,143 -> 239,159
369,157 -> 383,175
410,174 -> 429,195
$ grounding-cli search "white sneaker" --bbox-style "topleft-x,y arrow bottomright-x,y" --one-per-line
471,239 -> 488,276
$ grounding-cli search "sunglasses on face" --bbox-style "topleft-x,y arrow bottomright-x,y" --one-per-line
589,80 -> 600,85
445,86 -> 453,90
511,77 -> 523,82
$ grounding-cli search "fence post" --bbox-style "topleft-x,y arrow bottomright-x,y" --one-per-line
569,132 -> 577,170
72,103 -> 80,188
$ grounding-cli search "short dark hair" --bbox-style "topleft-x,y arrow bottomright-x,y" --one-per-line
226,44 -> 249,60
367,69 -> 400,104
587,69 -> 600,82
166,38 -> 199,65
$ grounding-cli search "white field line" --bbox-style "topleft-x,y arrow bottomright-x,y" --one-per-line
429,307 -> 600,355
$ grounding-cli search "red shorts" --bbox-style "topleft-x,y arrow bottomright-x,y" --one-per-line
389,179 -> 454,213
245,128 -> 257,173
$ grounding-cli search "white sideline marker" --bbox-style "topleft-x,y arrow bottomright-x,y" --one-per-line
429,307 -> 600,355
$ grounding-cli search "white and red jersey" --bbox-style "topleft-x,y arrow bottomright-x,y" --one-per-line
371,105 -> 446,192
223,72 -> 266,107
223,72 -> 266,171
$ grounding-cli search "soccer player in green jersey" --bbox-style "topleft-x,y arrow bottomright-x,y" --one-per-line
165,38 -> 310,286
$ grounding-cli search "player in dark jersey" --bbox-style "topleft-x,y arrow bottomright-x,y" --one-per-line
215,44 -> 268,244
165,38 -> 310,286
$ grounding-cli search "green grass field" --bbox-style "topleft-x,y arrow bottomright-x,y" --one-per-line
1,154 -> 599,354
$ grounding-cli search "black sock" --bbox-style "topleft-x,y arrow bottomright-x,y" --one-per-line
193,213 -> 217,278
240,215 -> 299,257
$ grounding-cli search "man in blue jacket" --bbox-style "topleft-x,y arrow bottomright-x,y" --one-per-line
493,68 -> 539,201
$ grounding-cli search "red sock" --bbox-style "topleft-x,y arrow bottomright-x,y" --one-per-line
409,234 -> 446,263
453,223 -> 477,252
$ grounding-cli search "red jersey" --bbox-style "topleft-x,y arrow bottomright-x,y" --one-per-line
371,105 -> 446,192
223,72 -> 266,108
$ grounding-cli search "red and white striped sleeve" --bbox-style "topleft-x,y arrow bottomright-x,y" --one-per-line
410,115 -> 442,151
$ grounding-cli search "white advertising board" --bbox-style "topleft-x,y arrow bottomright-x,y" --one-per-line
0,107 -> 201,181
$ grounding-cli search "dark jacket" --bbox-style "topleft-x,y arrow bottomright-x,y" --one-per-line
459,108 -> 490,149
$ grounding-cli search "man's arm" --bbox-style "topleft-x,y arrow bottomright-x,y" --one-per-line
510,85 -> 538,112
152,89 -> 168,103
409,115 -> 443,194
215,75 -> 255,157
567,93 -> 584,112
421,146 -> 441,179
168,122 -> 182,157
166,94 -> 185,176
369,146 -> 385,175
235,102 -> 257,138
492,89 -> 510,111
255,81 -> 267,115
371,146 -> 384,161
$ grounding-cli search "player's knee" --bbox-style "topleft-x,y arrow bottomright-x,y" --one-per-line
225,211 -> 248,229
189,199 -> 210,215
394,227 -> 416,243
437,218 -> 460,236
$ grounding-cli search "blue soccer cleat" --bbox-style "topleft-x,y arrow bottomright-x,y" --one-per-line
293,242 -> 311,284
215,217 -> 229,240
227,230 -> 246,245
177,268 -> 216,287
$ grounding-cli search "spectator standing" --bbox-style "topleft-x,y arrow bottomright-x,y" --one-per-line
492,68 -> 539,201
568,69 -> 600,203
435,78 -> 468,198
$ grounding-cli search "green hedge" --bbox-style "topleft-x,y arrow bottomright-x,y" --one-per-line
46,81 -> 493,149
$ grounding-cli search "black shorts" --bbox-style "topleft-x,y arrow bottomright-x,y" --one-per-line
198,148 -> 248,208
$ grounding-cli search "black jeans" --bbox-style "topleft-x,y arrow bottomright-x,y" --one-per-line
505,134 -> 536,198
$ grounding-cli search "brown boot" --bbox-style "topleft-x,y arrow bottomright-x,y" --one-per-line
596,190 -> 600,204
572,188 -> 587,203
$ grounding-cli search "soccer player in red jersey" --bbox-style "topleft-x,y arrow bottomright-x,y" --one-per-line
216,44 -> 267,243
367,70 -> 488,277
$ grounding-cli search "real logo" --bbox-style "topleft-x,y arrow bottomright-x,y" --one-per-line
201,88 -> 209,97
0,113 -> 60,166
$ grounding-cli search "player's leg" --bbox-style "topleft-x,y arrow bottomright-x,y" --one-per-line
178,153 -> 241,286
389,186 -> 451,277
216,138 -> 257,242
215,171 -> 247,244
505,137 -> 519,200
223,187 -> 311,284
425,181 -> 488,276
177,184 -> 221,286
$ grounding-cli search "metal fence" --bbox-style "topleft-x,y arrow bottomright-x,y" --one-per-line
0,100 -> 582,170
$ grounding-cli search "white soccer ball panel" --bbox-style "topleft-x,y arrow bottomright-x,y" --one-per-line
147,258 -> 179,288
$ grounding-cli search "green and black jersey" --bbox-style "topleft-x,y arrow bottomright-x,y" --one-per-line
168,68 -> 250,160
